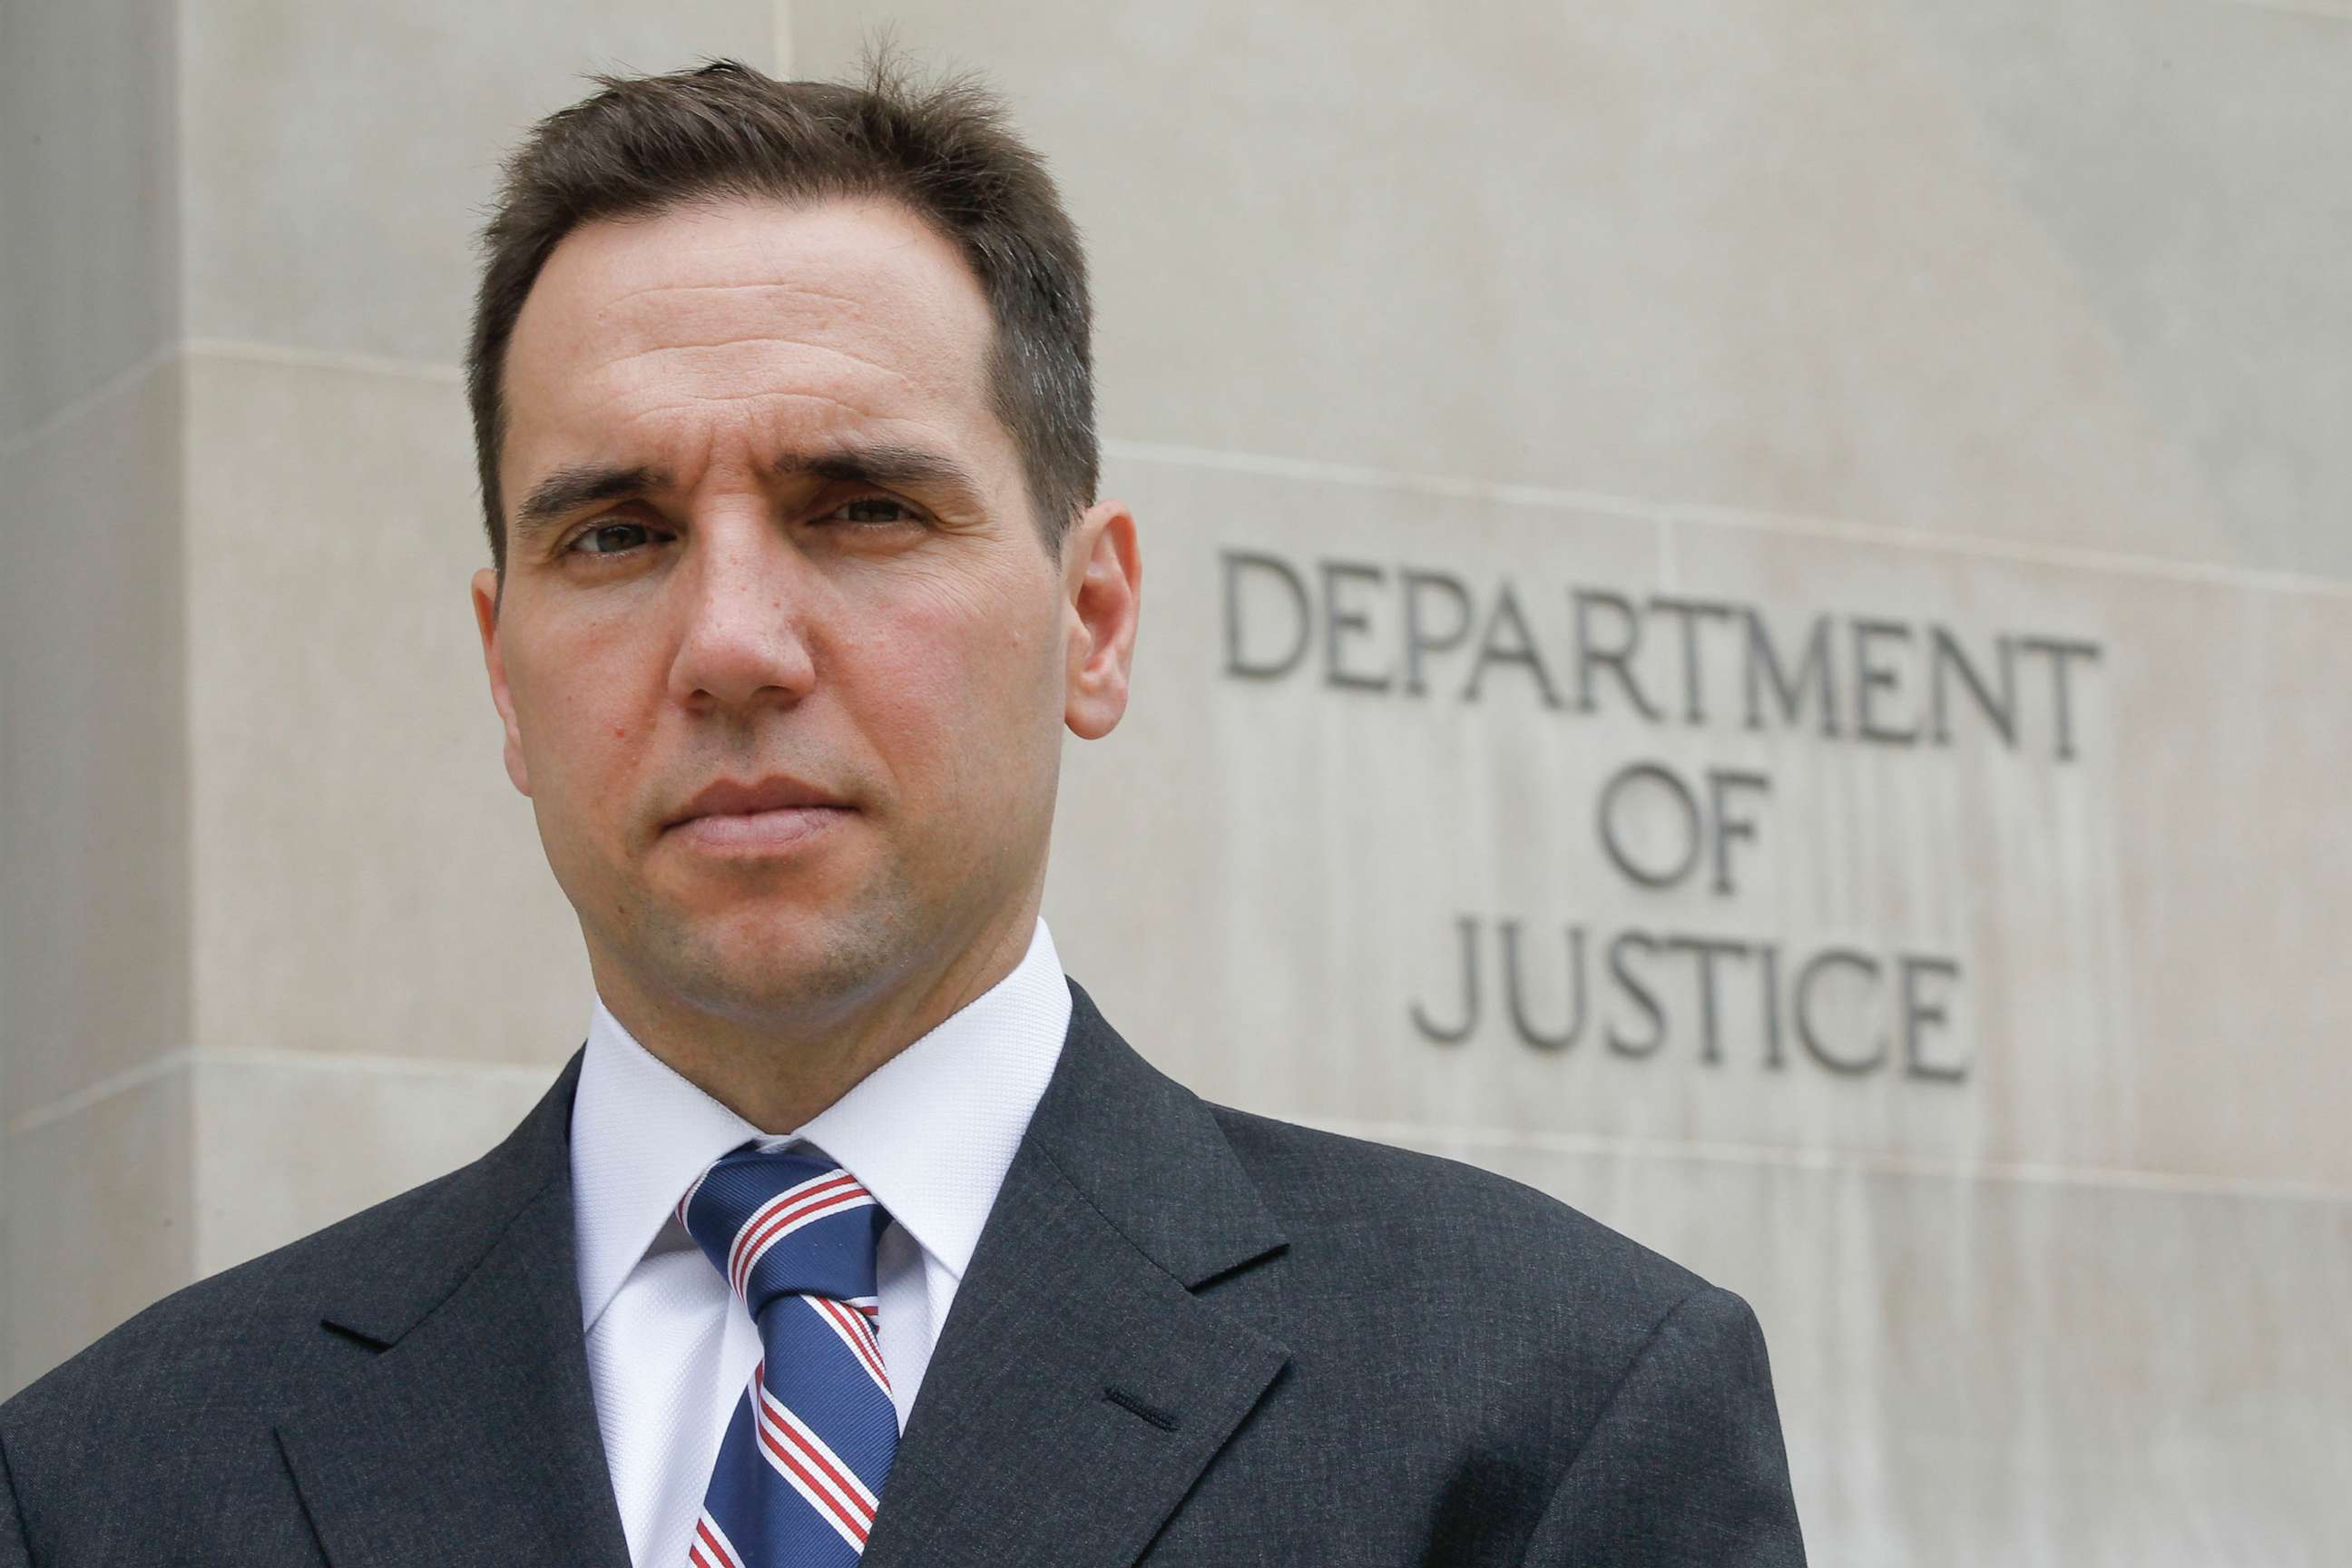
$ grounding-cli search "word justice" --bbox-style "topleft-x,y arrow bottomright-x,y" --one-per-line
1411,915 -> 1969,1083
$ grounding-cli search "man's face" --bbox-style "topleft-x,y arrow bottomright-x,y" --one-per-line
473,196 -> 1126,1037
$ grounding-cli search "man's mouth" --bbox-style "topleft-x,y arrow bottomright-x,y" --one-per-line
665,775 -> 855,851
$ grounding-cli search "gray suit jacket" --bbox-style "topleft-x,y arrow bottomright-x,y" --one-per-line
0,981 -> 1806,1565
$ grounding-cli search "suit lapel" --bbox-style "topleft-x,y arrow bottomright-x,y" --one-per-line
275,1055 -> 632,1568
862,984 -> 1292,1568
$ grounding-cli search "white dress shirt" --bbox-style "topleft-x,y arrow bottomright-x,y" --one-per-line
568,918 -> 1072,1566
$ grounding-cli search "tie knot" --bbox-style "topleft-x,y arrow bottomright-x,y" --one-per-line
677,1146 -> 887,1315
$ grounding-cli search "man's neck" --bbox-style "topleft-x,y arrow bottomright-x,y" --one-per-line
585,907 -> 1041,1133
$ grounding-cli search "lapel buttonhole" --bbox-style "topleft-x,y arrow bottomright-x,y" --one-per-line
1103,1385 -> 1181,1432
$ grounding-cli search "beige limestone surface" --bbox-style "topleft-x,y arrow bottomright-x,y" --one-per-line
795,0 -> 2352,581
1047,456 -> 2352,1191
1,1062 -> 191,1401
181,352 -> 588,1067
0,0 -> 179,441
1,365 -> 190,1119
177,0 -> 779,367
0,0 -> 190,1399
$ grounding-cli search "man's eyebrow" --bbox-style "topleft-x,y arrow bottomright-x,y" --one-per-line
508,445 -> 985,546
512,463 -> 670,544
774,441 -> 986,506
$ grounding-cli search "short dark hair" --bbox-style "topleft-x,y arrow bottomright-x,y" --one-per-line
465,56 -> 1095,572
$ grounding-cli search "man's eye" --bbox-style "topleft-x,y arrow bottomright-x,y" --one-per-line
825,496 -> 922,525
572,522 -> 657,555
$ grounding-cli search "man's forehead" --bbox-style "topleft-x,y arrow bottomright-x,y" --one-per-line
503,193 -> 995,437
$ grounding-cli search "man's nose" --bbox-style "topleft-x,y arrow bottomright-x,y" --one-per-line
665,519 -> 819,713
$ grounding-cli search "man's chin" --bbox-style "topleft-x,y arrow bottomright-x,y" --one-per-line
639,912 -> 906,1026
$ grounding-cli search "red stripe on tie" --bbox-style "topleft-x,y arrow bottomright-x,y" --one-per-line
729,1175 -> 865,1293
756,1408 -> 873,1544
758,1385 -> 878,1521
813,1295 -> 892,1393
693,1517 -> 740,1568
731,1184 -> 870,1297
813,1296 -> 890,1393
725,1171 -> 856,1282
818,1295 -> 887,1382
727,1172 -> 861,1290
733,1187 -> 869,1299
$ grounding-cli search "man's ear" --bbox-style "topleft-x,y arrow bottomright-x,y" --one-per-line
471,567 -> 532,797
1061,499 -> 1141,740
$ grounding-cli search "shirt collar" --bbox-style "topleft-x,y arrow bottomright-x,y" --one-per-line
568,917 -> 1071,1331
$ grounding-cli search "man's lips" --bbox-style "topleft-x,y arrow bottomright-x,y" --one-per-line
663,775 -> 855,851
668,804 -> 848,852
667,774 -> 850,826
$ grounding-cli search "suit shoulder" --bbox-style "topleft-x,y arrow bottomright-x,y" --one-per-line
1,1147 -> 521,1435
1208,1102 -> 1708,1321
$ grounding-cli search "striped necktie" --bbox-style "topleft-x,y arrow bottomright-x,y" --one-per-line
676,1147 -> 897,1567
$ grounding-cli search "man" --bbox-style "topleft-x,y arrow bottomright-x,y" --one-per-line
0,59 -> 1806,1567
